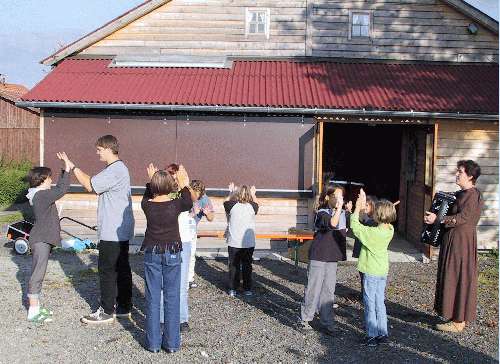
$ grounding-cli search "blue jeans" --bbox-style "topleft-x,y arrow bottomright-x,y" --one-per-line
180,242 -> 192,323
144,249 -> 181,351
363,274 -> 388,338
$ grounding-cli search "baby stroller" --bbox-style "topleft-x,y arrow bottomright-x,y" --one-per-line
7,217 -> 97,255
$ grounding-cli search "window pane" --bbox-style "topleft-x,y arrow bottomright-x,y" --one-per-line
257,13 -> 265,23
352,25 -> 361,37
250,23 -> 256,33
251,13 -> 257,22
352,14 -> 360,24
361,25 -> 369,37
361,14 -> 369,26
258,23 -> 265,33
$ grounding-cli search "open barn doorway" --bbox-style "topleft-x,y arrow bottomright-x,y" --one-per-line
319,121 -> 435,251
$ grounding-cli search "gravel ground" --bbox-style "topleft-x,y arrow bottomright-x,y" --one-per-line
0,242 -> 497,364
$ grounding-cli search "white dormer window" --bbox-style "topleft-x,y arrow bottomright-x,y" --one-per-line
246,8 -> 270,38
350,12 -> 371,38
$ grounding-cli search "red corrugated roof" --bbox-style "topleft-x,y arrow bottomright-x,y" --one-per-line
22,59 -> 498,114
0,83 -> 29,102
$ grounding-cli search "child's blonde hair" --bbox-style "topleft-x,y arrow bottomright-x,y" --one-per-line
234,185 -> 254,203
373,199 -> 397,224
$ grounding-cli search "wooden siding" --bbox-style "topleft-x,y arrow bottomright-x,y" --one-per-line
0,97 -> 39,163
81,0 -> 307,58
56,194 -> 312,241
80,0 -> 498,63
434,120 -> 499,250
309,1 -> 498,62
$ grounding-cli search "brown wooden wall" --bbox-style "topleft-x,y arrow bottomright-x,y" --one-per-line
80,0 -> 498,63
434,120 -> 499,249
43,112 -> 314,191
0,97 -> 39,163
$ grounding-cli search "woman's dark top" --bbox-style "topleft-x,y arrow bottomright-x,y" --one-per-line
309,208 -> 347,262
28,170 -> 70,246
141,185 -> 192,251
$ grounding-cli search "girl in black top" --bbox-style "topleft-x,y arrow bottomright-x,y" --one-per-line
141,164 -> 192,353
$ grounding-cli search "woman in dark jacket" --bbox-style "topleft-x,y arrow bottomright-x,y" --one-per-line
424,160 -> 483,333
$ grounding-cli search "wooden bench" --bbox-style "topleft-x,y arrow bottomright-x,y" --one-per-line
197,231 -> 314,266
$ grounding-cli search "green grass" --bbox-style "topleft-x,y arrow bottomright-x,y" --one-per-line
0,211 -> 24,225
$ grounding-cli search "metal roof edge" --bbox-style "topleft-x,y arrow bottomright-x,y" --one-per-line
41,0 -> 170,66
15,101 -> 499,121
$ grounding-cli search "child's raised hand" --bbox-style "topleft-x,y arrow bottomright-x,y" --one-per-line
228,182 -> 236,193
176,165 -> 189,188
147,163 -> 158,180
250,185 -> 257,196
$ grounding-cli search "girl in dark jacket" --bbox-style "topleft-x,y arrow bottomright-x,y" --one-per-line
25,152 -> 73,323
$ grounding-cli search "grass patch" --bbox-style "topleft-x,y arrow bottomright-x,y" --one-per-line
0,211 -> 24,225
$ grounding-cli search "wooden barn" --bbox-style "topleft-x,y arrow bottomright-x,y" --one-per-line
18,0 -> 499,253
0,81 -> 39,163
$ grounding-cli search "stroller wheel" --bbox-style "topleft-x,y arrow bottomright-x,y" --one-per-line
14,238 -> 30,255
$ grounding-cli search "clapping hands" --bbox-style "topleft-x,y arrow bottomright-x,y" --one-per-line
147,163 -> 159,180
176,165 -> 189,189
355,188 -> 366,213
56,152 -> 75,172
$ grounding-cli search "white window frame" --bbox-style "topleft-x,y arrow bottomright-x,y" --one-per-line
245,8 -> 270,39
348,11 -> 372,39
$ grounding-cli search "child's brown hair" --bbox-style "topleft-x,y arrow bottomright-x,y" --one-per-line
26,167 -> 52,188
190,180 -> 206,197
234,185 -> 254,204
373,199 -> 397,224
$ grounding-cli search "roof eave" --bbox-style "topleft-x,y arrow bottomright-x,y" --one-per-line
441,0 -> 499,34
41,0 -> 170,66
15,101 -> 499,121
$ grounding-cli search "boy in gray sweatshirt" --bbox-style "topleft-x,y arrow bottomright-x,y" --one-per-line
25,152 -> 73,323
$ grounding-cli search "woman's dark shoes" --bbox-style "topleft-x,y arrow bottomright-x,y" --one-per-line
363,336 -> 378,347
376,335 -> 389,344
164,348 -> 178,354
180,322 -> 190,333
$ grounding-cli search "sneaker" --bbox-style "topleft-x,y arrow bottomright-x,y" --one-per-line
114,306 -> 131,319
376,335 -> 389,344
180,322 -> 190,333
228,290 -> 237,297
242,290 -> 253,297
81,307 -> 115,324
297,320 -> 313,332
28,308 -> 53,323
363,336 -> 378,347
189,282 -> 198,289
333,303 -> 339,309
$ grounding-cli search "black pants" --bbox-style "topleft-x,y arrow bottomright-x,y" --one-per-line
98,241 -> 132,314
227,246 -> 254,290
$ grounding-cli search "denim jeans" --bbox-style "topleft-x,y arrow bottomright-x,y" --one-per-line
144,248 -> 181,351
180,242 -> 192,323
363,273 -> 388,338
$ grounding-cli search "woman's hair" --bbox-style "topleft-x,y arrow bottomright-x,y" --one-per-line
317,184 -> 342,210
165,163 -> 179,175
373,199 -> 397,224
190,179 -> 205,197
365,195 -> 378,217
150,170 -> 177,196
26,167 -> 52,188
95,135 -> 119,155
457,160 -> 481,183
234,185 -> 254,203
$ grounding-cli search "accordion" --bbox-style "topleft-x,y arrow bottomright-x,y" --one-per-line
421,191 -> 457,247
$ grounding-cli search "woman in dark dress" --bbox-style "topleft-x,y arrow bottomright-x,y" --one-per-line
424,160 -> 483,333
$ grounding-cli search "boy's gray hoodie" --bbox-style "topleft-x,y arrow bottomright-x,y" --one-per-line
27,170 -> 70,246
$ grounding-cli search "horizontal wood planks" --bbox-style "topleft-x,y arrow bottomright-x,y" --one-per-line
57,195 -> 313,236
80,0 -> 498,63
434,120 -> 499,249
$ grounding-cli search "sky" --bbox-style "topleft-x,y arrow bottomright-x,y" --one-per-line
0,0 -> 498,89
0,0 -> 145,88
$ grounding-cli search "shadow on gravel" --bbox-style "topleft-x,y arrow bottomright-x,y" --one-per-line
198,258 -> 496,363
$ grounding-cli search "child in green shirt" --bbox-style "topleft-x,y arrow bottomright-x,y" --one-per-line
350,189 -> 396,347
